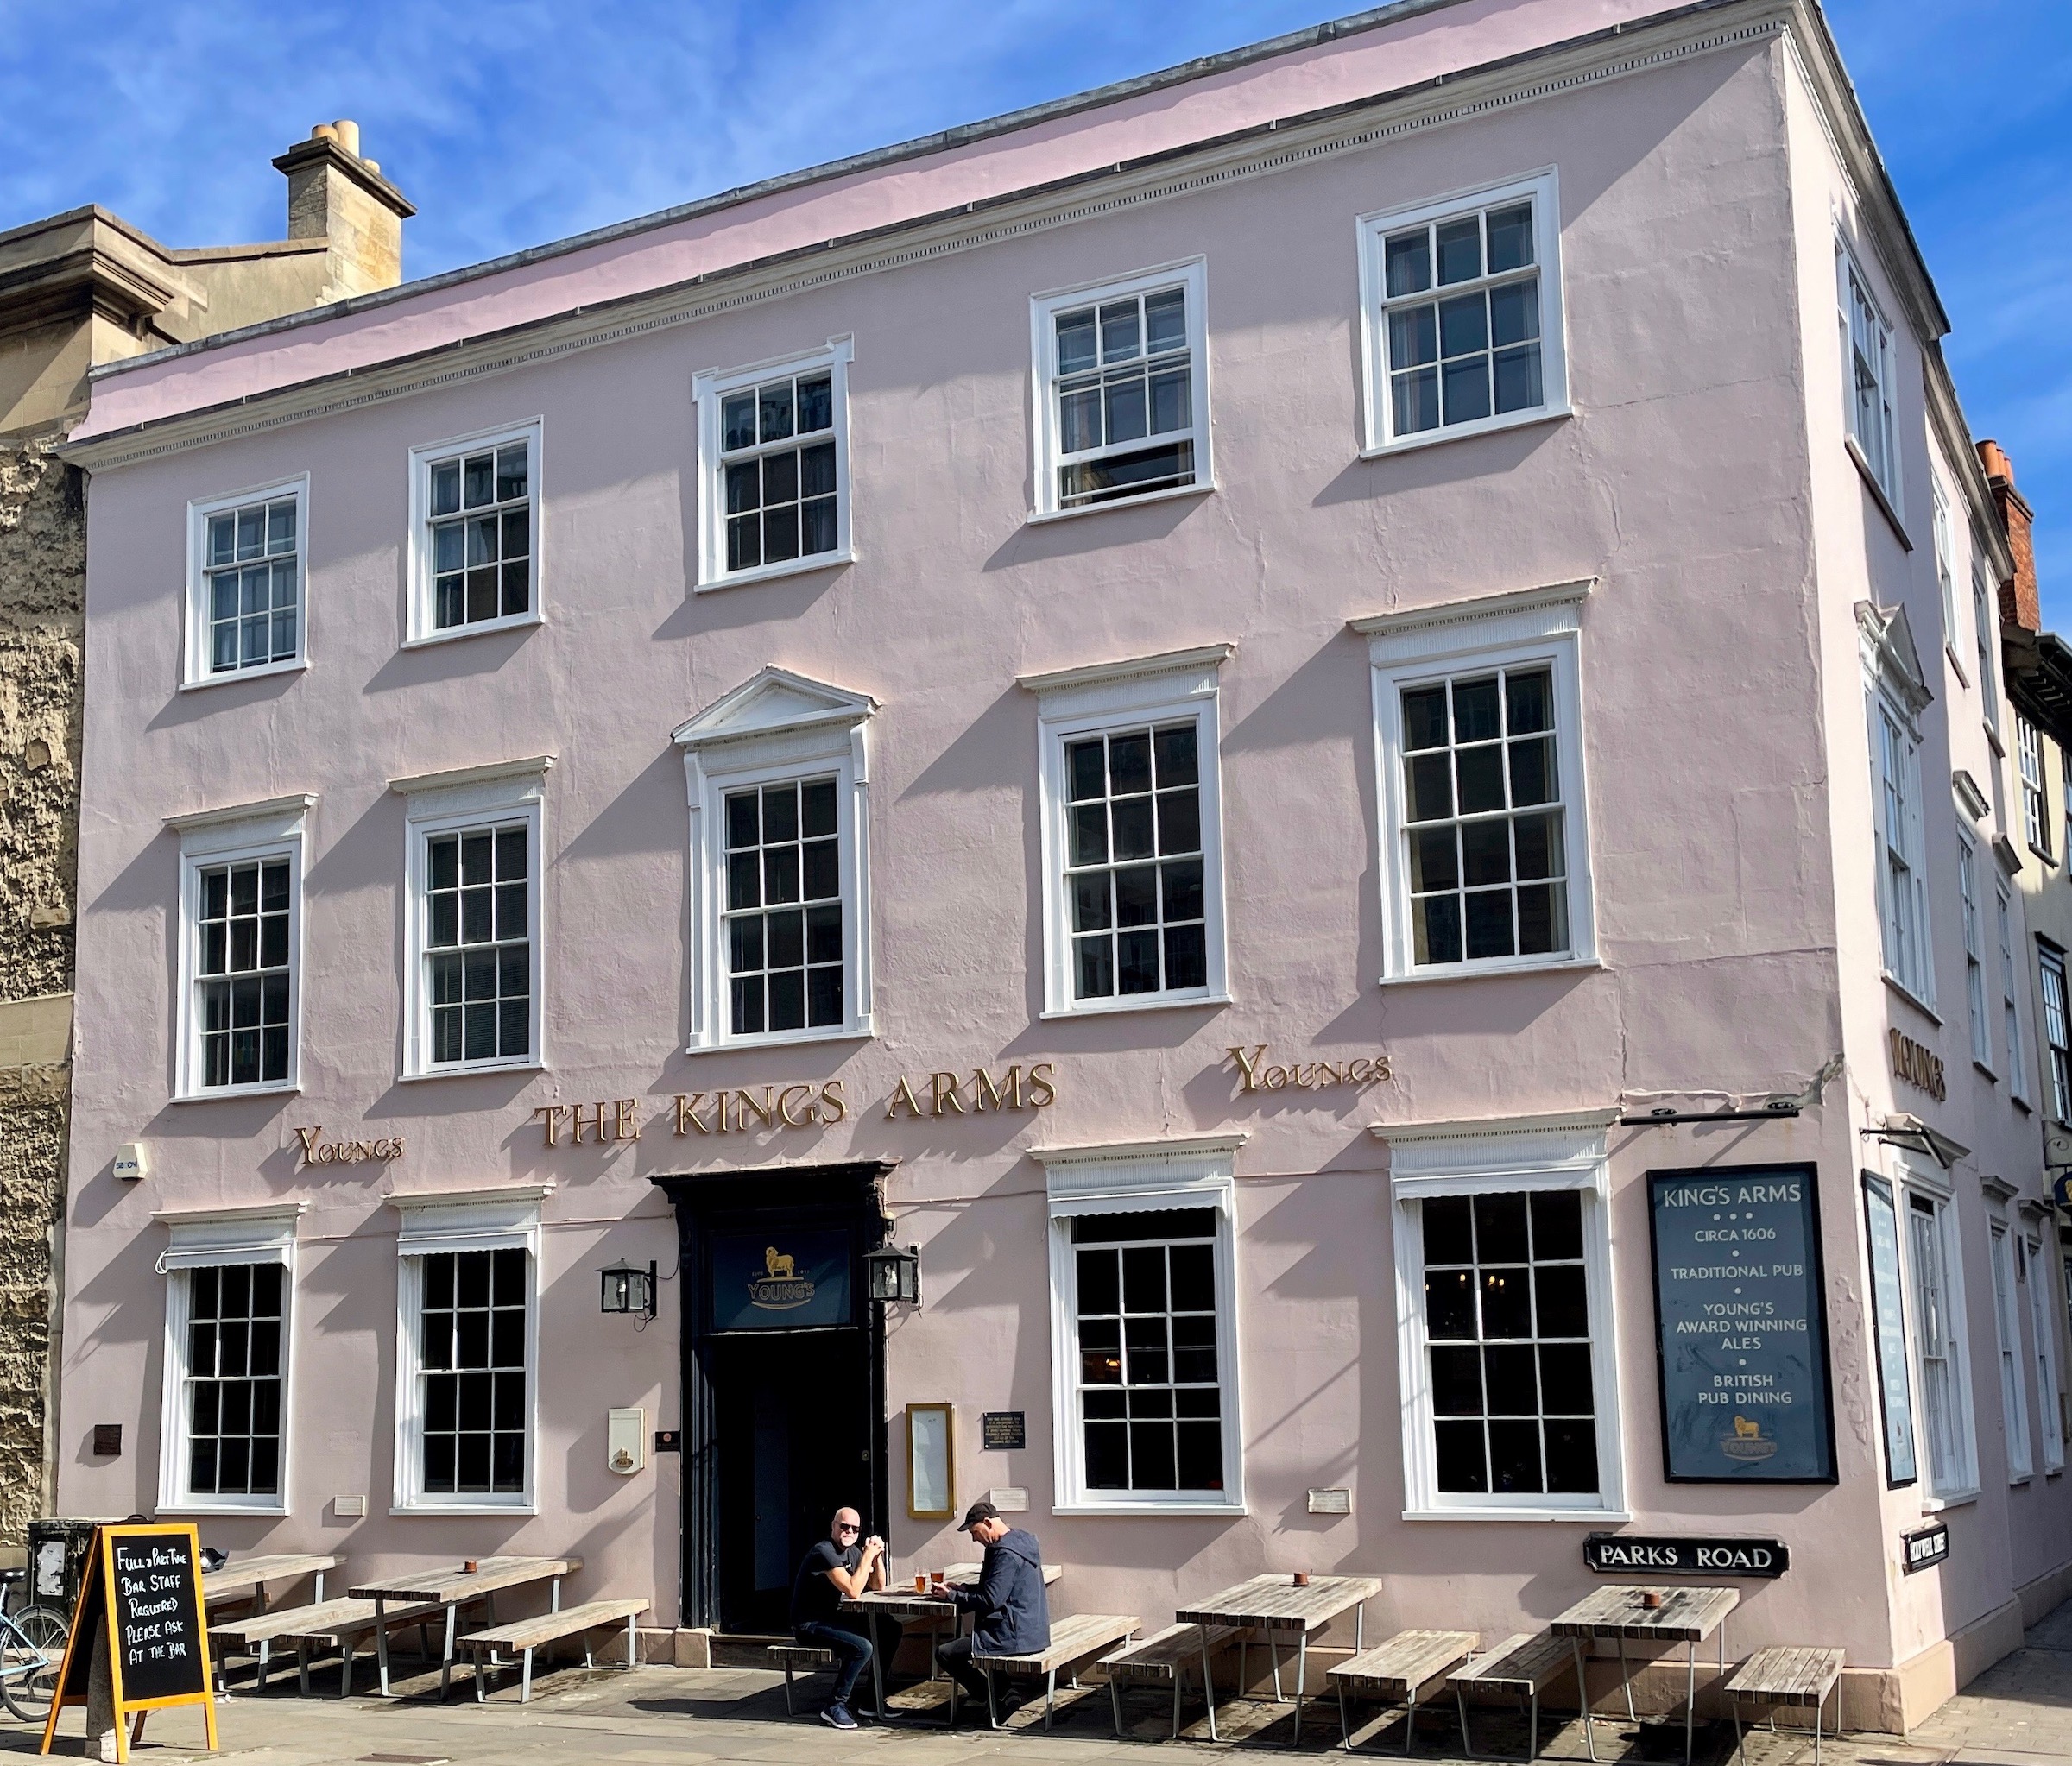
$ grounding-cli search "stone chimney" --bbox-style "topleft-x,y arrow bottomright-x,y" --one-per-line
272,120 -> 415,301
1979,438 -> 2039,635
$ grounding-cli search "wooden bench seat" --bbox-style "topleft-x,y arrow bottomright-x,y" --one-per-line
971,1612 -> 1139,1731
768,1642 -> 834,1716
1723,1646 -> 1846,1765
1328,1630 -> 1478,1756
456,1598 -> 649,1704
1447,1632 -> 1582,1763
211,1596 -> 441,1699
1100,1624 -> 1240,1738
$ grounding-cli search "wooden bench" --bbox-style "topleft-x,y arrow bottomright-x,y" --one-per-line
1101,1624 -> 1240,1738
1448,1632 -> 1580,1763
210,1597 -> 441,1699
1723,1646 -> 1846,1765
971,1612 -> 1139,1731
769,1642 -> 835,1717
456,1598 -> 650,1704
1328,1630 -> 1478,1756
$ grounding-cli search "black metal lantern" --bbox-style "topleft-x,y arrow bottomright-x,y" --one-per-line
864,1244 -> 920,1306
599,1258 -> 657,1320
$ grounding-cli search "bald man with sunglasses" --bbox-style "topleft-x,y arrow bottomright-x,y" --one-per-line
790,1507 -> 886,1729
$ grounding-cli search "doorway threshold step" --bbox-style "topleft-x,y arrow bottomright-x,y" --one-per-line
710,1632 -> 795,1668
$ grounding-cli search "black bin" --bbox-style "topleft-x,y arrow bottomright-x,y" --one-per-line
25,1519 -> 99,1614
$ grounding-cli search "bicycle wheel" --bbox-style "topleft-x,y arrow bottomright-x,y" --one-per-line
1,1607 -> 68,1725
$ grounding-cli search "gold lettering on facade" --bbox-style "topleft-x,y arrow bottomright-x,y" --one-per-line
818,1080 -> 849,1122
1229,1045 -> 1392,1095
1889,1028 -> 1947,1102
886,1075 -> 928,1120
292,1126 -> 404,1168
973,1065 -> 1024,1111
930,1071 -> 965,1116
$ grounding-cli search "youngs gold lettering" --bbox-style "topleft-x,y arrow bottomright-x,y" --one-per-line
293,1126 -> 405,1167
1229,1045 -> 1393,1094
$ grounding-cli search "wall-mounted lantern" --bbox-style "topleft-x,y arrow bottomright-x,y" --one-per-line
864,1244 -> 920,1307
599,1258 -> 657,1321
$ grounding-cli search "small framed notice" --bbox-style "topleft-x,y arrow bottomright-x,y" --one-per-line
981,1411 -> 1026,1451
906,1403 -> 954,1521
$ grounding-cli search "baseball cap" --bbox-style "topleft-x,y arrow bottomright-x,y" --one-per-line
957,1500 -> 1001,1532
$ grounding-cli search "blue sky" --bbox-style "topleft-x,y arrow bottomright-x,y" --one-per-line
3,0 -> 2065,613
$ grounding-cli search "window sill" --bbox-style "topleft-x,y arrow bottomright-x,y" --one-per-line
1882,973 -> 1942,1024
2010,1474 -> 2034,1487
156,1502 -> 288,1517
179,658 -> 309,694
401,611 -> 544,651
1846,436 -> 1912,550
1946,643 -> 1970,689
694,549 -> 854,594
1360,402 -> 1570,461
2032,846 -> 2057,869
391,1503 -> 539,1517
1040,991 -> 1232,1021
1027,480 -> 1215,527
1986,721 -> 2006,757
1052,1499 -> 1247,1517
169,1082 -> 301,1105
397,1060 -> 546,1083
1402,1505 -> 1630,1523
1920,1489 -> 1979,1513
687,1022 -> 874,1056
1379,956 -> 1601,988
1975,1059 -> 1999,1082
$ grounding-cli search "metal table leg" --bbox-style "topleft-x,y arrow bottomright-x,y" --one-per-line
1570,1639 -> 1596,1763
866,1610 -> 888,1722
374,1599 -> 390,1696
1201,1624 -> 1220,1742
1294,1630 -> 1309,1745
439,1604 -> 458,1700
1339,1680 -> 1354,1753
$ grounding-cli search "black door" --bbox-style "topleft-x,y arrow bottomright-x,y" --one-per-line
713,1328 -> 873,1632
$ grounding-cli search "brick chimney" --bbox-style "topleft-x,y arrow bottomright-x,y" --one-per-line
1979,438 -> 2039,635
272,120 -> 415,302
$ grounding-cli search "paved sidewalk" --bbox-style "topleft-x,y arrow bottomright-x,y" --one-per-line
8,1603 -> 2072,1766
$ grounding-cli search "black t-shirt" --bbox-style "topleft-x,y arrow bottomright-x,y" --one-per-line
791,1539 -> 862,1629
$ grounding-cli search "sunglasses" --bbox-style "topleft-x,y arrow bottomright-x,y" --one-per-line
836,1523 -> 861,1534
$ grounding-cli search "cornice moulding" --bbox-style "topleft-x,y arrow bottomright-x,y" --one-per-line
1349,577 -> 1595,638
388,755 -> 555,797
65,2 -> 1798,474
162,792 -> 317,832
1016,643 -> 1235,696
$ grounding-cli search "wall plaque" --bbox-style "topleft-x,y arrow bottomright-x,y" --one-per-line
1583,1533 -> 1789,1577
1648,1164 -> 1836,1482
1901,1521 -> 1949,1573
981,1411 -> 1027,1451
709,1229 -> 852,1331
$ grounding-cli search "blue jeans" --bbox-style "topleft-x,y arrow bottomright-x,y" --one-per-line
797,1619 -> 874,1710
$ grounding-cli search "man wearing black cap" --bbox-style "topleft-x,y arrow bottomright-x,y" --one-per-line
938,1500 -> 1050,1719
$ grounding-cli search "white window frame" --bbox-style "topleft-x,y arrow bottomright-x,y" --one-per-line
1930,478 -> 1959,659
672,667 -> 876,1051
1036,1135 -> 1246,1517
155,1203 -> 303,1516
2000,882 -> 2031,1105
1992,1219 -> 2034,1481
1959,836 -> 1992,1069
2019,715 -> 2051,861
2026,1228 -> 2065,1473
1897,1160 -> 1980,1504
1837,237 -> 1901,512
1028,258 -> 1211,521
405,418 -> 544,646
1871,692 -> 1934,1008
167,794 -> 313,1101
182,476 -> 310,690
392,757 -> 551,1081
2041,943 -> 2072,1120
1386,1110 -> 1625,1521
691,337 -> 855,590
1022,646 -> 1232,1018
388,1187 -> 545,1516
1359,581 -> 1596,983
1975,558 -> 2001,737
1357,168 -> 1568,456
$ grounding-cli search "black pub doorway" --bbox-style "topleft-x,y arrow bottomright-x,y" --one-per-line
652,1162 -> 893,1634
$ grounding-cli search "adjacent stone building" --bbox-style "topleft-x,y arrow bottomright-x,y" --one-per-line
0,122 -> 412,1544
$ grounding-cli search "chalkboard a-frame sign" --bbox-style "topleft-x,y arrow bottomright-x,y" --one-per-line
40,1523 -> 218,1763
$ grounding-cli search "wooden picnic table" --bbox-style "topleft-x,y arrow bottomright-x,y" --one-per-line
841,1561 -> 1066,1724
1549,1583 -> 1740,1766
348,1555 -> 582,1699
1176,1573 -> 1387,1744
202,1552 -> 343,1610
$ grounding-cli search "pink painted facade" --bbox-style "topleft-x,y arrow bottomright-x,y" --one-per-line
57,0 -> 2069,1728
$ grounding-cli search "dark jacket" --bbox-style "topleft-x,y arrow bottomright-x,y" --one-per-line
952,1528 -> 1050,1654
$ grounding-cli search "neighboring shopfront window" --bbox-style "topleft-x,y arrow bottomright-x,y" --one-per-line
692,342 -> 853,587
1363,583 -> 1595,981
390,1189 -> 540,1512
156,1205 -> 300,1517
1905,1183 -> 1979,1500
1991,1221 -> 2034,1481
397,759 -> 548,1078
172,796 -> 309,1101
1031,261 -> 1209,515
674,668 -> 876,1050
1389,1115 -> 1623,1520
1040,1137 -> 1243,1516
2040,943 -> 2071,1119
1027,647 -> 1230,1016
408,421 -> 540,641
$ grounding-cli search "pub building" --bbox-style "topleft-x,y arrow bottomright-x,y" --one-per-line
51,0 -> 2072,1733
